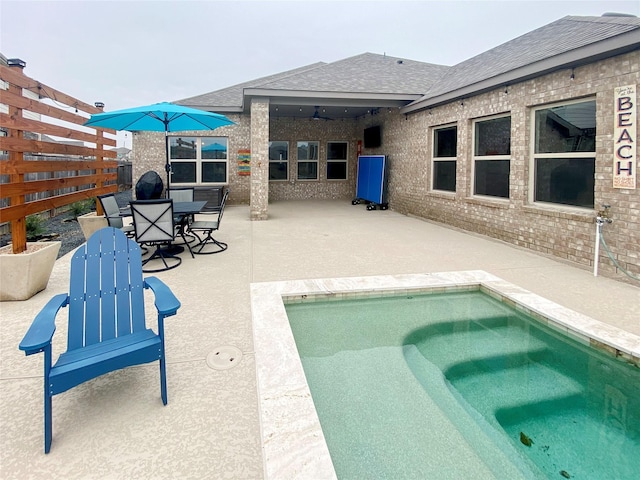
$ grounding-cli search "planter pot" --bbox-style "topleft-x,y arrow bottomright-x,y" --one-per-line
0,241 -> 61,301
78,212 -> 107,240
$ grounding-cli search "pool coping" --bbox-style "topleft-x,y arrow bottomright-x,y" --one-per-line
250,270 -> 640,480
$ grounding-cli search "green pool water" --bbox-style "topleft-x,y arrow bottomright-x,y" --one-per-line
286,291 -> 640,479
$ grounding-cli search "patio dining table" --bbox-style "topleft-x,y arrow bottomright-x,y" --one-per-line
120,200 -> 207,256
119,200 -> 207,218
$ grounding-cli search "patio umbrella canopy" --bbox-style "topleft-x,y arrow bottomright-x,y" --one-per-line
84,102 -> 235,192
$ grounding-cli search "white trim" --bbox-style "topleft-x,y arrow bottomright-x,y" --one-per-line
528,98 -> 596,207
268,140 -> 289,182
297,141 -> 320,181
471,113 -> 512,199
169,136 -> 229,186
431,123 -> 458,193
326,141 -> 348,181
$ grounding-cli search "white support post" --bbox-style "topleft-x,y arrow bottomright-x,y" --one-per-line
593,222 -> 601,277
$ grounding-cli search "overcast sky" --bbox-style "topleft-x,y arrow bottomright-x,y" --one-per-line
2,0 -> 638,148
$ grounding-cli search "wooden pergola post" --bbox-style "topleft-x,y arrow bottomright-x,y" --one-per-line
7,63 -> 27,253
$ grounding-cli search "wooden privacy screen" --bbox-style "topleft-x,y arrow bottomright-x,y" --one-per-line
0,62 -> 118,253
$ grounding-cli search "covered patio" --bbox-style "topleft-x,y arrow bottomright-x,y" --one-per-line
1,200 -> 639,478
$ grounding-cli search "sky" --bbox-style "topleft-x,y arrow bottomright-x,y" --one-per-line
2,0 -> 639,148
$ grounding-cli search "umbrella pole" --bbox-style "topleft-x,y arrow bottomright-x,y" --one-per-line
164,131 -> 170,198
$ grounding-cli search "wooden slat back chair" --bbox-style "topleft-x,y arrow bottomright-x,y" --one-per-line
97,193 -> 135,238
168,187 -> 196,257
18,227 -> 181,453
188,189 -> 229,254
130,199 -> 182,272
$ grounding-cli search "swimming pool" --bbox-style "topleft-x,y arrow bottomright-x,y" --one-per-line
287,290 -> 640,479
250,271 -> 640,479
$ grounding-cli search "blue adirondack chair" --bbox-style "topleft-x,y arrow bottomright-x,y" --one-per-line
19,227 -> 181,453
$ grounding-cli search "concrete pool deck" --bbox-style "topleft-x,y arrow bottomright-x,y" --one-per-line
1,200 -> 639,479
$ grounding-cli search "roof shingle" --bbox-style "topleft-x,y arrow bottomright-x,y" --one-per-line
419,15 -> 640,101
176,53 -> 448,109
177,62 -> 327,108
256,53 -> 449,95
176,15 -> 640,112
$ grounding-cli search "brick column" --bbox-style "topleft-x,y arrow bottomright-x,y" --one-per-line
250,98 -> 270,220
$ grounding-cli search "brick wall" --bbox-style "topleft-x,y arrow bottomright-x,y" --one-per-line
132,113 -> 252,205
250,99 -> 270,220
131,50 -> 638,282
132,113 -> 362,205
384,50 -> 640,281
269,117 -> 359,201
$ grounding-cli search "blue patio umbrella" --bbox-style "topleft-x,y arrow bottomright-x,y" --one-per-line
84,102 -> 235,193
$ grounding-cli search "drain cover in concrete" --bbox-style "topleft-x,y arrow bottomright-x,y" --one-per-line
207,346 -> 243,370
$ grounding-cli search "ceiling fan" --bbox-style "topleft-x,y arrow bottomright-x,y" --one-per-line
311,106 -> 333,121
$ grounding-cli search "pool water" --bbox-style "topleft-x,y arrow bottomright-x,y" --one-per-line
286,290 -> 640,479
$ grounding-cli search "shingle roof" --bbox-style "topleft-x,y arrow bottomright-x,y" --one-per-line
177,15 -> 640,113
176,53 -> 448,109
256,53 -> 449,95
177,62 -> 327,108
411,15 -> 640,107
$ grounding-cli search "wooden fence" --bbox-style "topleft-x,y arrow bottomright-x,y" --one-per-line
0,61 -> 118,253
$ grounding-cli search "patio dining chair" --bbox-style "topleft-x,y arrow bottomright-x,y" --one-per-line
97,193 -> 135,238
18,227 -> 180,453
131,199 -> 183,272
188,189 -> 229,254
168,187 -> 196,249
167,187 -> 194,203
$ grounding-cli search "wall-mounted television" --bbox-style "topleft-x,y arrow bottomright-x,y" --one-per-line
363,125 -> 382,148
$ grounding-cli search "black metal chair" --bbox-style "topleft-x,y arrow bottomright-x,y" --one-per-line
130,199 -> 181,272
188,190 -> 229,254
97,193 -> 135,238
168,187 -> 197,257
169,187 -> 195,240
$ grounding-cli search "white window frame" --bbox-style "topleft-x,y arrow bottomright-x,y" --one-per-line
297,141 -> 319,181
431,124 -> 457,193
326,141 -> 348,181
169,136 -> 228,185
269,141 -> 289,182
529,98 -> 596,209
472,113 -> 511,199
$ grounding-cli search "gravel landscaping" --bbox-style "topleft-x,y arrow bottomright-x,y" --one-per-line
0,190 -> 133,259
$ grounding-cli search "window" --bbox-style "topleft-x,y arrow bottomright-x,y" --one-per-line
432,125 -> 457,192
532,100 -> 596,208
297,141 -> 319,180
473,115 -> 511,198
169,136 -> 228,184
269,141 -> 289,181
327,141 -> 348,180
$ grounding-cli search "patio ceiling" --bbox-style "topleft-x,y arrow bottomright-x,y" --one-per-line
244,88 -> 421,120
269,104 -> 377,120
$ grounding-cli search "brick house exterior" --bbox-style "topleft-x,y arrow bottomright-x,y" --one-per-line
382,50 -> 640,280
132,14 -> 640,281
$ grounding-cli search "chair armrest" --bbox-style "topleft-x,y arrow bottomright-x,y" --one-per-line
18,294 -> 69,355
144,277 -> 181,316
